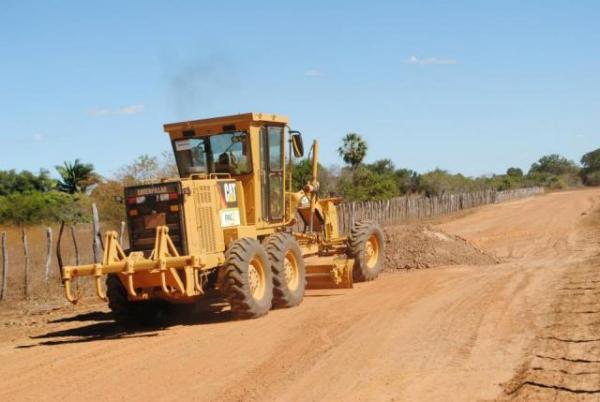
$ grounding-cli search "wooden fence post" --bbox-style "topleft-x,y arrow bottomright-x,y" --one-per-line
1,232 -> 7,301
92,203 -> 102,263
70,224 -> 82,294
118,221 -> 126,247
70,225 -> 80,266
56,222 -> 65,283
22,228 -> 30,299
45,227 -> 52,285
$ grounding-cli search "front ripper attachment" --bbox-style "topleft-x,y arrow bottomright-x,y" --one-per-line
304,255 -> 354,289
61,226 -> 204,304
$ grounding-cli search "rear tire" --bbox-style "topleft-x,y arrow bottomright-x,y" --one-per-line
222,238 -> 273,319
348,220 -> 385,282
265,233 -> 305,308
106,274 -> 164,326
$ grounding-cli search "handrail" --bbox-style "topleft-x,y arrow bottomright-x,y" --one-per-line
209,172 -> 232,180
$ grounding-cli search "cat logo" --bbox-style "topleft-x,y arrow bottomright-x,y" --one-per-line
223,182 -> 237,203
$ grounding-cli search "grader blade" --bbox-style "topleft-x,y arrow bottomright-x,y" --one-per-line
304,255 -> 353,289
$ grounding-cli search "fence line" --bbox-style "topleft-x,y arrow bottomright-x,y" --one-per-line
336,187 -> 544,234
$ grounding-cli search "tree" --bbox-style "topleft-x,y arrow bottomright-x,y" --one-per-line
367,159 -> 395,175
581,148 -> 600,186
115,153 -> 178,186
159,150 -> 179,178
292,158 -> 337,195
527,154 -> 581,188
418,169 -> 478,197
395,168 -> 420,194
582,171 -> 600,186
0,169 -> 55,195
338,166 -> 399,200
506,167 -> 524,178
581,148 -> 600,171
0,191 -> 90,225
365,159 -> 420,195
337,133 -> 367,169
292,158 -> 316,191
529,154 -> 579,176
55,159 -> 97,194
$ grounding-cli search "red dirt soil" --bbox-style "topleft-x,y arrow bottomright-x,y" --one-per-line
0,188 -> 599,401
384,224 -> 499,270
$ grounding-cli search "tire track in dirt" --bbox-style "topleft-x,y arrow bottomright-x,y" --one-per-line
502,203 -> 600,401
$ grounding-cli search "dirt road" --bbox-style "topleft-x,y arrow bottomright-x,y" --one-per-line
1,189 -> 599,401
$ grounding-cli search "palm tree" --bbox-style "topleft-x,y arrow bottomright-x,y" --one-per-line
55,159 -> 96,194
337,133 -> 367,169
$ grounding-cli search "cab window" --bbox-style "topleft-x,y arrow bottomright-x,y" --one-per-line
173,131 -> 251,176
260,126 -> 284,221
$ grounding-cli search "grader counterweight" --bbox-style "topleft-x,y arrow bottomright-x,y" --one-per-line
60,113 -> 385,323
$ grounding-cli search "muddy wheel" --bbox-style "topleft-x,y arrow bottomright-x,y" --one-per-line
349,220 -> 385,282
222,238 -> 273,319
265,233 -> 306,309
106,274 -> 164,326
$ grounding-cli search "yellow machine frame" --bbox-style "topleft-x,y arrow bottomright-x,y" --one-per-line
61,113 -> 354,304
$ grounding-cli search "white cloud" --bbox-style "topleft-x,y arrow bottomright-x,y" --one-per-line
118,104 -> 144,114
87,104 -> 145,116
304,69 -> 323,77
407,56 -> 457,65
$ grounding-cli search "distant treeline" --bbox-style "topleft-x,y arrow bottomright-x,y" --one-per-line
295,134 -> 600,201
0,133 -> 598,226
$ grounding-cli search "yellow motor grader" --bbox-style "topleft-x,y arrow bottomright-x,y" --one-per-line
61,113 -> 384,322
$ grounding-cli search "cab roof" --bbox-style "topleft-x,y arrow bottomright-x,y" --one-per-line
163,112 -> 288,134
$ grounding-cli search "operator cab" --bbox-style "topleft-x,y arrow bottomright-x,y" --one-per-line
173,131 -> 251,176
164,113 -> 303,227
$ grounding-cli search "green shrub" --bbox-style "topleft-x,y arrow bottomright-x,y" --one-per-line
0,191 -> 91,225
581,148 -> 600,186
338,166 -> 399,201
526,171 -> 581,189
506,167 -> 524,178
418,169 -> 479,197
0,169 -> 55,195
529,154 -> 579,176
583,171 -> 600,186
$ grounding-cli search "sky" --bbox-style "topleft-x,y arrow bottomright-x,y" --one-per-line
0,0 -> 598,178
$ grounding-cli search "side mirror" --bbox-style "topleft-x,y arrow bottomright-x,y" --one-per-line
289,131 -> 304,158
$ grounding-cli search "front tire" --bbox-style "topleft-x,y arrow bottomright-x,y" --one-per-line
222,238 -> 273,319
265,233 -> 306,308
348,220 -> 385,282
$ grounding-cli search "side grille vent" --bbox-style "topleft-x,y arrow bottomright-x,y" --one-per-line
193,185 -> 217,253
197,186 -> 211,203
